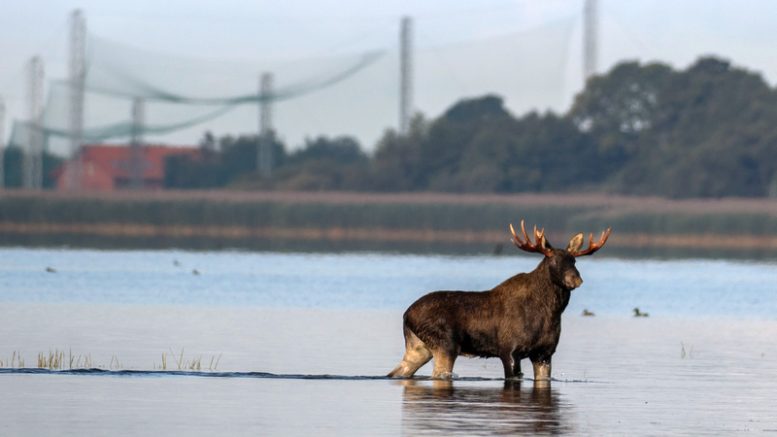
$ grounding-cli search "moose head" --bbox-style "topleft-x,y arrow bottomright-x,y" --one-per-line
510,220 -> 612,290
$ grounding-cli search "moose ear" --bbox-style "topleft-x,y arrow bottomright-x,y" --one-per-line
566,233 -> 585,253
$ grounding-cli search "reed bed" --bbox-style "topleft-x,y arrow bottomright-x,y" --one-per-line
2,191 -> 777,257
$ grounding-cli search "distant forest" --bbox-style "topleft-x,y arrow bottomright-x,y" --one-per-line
5,56 -> 777,198
165,56 -> 777,198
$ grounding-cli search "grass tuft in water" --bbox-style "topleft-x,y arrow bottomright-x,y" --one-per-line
680,342 -> 695,359
38,350 -> 64,369
0,351 -> 26,368
1,348 -> 220,371
155,348 -> 221,371
154,348 -> 221,372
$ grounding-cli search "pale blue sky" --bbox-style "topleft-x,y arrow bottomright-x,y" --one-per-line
2,0 -> 777,151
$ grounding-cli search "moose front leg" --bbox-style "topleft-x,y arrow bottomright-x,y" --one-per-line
531,356 -> 552,387
500,355 -> 516,380
500,352 -> 523,380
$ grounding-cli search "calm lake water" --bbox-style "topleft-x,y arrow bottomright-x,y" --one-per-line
1,248 -> 776,435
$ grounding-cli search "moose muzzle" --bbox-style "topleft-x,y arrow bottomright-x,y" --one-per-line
565,273 -> 583,290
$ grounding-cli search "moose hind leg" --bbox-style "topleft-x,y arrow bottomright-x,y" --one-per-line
388,329 -> 432,378
431,349 -> 457,380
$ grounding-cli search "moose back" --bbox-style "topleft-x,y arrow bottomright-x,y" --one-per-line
388,220 -> 611,381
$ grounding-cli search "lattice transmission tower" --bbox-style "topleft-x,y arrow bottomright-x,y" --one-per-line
399,16 -> 413,135
69,9 -> 86,191
26,56 -> 44,190
130,97 -> 145,189
583,0 -> 599,82
0,97 -> 5,189
258,72 -> 274,178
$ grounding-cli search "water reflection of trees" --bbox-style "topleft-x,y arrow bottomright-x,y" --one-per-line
399,380 -> 573,435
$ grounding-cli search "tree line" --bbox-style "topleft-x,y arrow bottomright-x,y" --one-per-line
4,56 -> 777,198
165,56 -> 777,198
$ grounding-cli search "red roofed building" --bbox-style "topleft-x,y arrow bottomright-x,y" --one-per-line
55,144 -> 200,191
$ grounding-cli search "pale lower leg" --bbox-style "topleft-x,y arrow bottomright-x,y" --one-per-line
431,350 -> 457,379
388,343 -> 432,377
532,359 -> 551,381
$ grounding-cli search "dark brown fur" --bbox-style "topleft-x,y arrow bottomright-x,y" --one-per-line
388,233 -> 594,381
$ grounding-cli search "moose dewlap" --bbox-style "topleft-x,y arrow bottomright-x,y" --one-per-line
388,220 -> 611,381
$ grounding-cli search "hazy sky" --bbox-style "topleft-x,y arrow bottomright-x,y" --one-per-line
3,0 -> 777,152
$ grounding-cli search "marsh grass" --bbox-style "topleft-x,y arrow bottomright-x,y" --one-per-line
28,349 -> 94,369
155,348 -> 222,371
1,348 -> 221,372
37,350 -> 64,369
0,351 -> 25,368
680,342 -> 695,359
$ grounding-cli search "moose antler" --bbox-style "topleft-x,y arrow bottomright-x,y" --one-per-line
570,228 -> 612,257
509,219 -> 554,257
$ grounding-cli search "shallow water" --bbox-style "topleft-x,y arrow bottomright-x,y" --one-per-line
1,248 -> 776,435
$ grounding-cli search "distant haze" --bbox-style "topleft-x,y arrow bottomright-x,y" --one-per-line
3,0 -> 777,152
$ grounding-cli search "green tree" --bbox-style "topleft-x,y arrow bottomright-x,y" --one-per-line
370,114 -> 428,191
569,56 -> 777,198
2,145 -> 62,189
619,58 -> 777,197
165,132 -> 287,189
568,61 -> 673,175
273,135 -> 368,191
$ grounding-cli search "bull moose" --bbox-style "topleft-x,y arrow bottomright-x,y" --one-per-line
388,220 -> 611,381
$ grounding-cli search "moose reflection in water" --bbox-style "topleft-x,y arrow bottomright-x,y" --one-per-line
389,220 -> 611,381
399,380 -> 572,435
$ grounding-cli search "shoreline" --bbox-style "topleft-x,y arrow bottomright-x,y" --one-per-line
2,190 -> 777,258
3,221 -> 777,251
